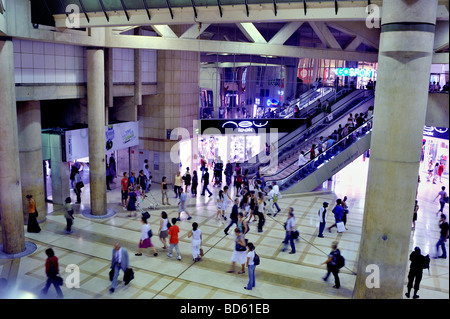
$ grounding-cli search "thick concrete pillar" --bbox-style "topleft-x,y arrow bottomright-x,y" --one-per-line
353,0 -> 438,299
0,37 -> 26,254
87,48 -> 107,216
17,100 -> 47,223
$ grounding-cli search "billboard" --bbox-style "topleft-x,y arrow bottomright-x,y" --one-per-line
65,121 -> 139,162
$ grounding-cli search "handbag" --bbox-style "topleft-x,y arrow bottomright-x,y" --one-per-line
336,221 -> 346,233
200,247 -> 204,257
109,268 -> 114,281
291,230 -> 299,240
54,275 -> 64,286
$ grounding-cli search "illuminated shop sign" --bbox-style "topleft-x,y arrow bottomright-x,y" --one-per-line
423,126 -> 449,139
222,120 -> 269,133
335,68 -> 375,77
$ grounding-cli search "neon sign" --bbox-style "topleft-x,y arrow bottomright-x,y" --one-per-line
335,68 -> 375,77
222,121 -> 269,132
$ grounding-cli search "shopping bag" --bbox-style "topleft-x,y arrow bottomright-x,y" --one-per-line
336,221 -> 346,233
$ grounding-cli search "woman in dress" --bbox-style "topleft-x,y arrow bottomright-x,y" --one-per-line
127,186 -> 137,217
191,170 -> 198,197
26,195 -> 41,233
135,216 -> 158,257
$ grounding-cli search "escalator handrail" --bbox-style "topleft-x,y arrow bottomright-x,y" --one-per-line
244,89 -> 364,167
254,90 -> 373,170
267,117 -> 374,187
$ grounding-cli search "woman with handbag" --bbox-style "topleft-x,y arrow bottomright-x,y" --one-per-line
135,216 -> 158,257
41,248 -> 63,298
227,228 -> 247,274
26,194 -> 41,233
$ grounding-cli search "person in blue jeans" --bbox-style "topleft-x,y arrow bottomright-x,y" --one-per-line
436,214 -> 449,259
244,242 -> 256,290
282,208 -> 296,254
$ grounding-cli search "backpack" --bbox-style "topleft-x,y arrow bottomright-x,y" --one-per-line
253,252 -> 260,266
335,252 -> 345,269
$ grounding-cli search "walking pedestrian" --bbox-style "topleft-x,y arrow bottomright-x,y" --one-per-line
26,195 -> 41,233
222,186 -> 232,221
135,216 -> 158,257
321,241 -> 341,289
216,190 -> 225,223
188,222 -> 202,262
174,171 -> 183,198
127,186 -> 137,217
161,176 -> 170,206
256,192 -> 266,233
318,202 -> 329,238
282,208 -> 296,254
74,171 -> 83,204
272,182 -> 281,214
327,199 -> 343,233
121,172 -> 129,208
64,197 -> 74,234
247,191 -> 258,223
244,242 -> 256,291
109,243 -> 130,293
412,200 -> 419,230
224,198 -> 239,235
435,214 -> 449,259
405,247 -> 428,299
434,186 -> 448,214
227,228 -> 247,274
183,167 -> 191,193
341,196 -> 349,230
238,212 -> 249,235
177,188 -> 192,221
200,168 -> 213,197
41,248 -> 63,298
167,218 -> 182,261
191,170 -> 198,197
159,211 -> 170,250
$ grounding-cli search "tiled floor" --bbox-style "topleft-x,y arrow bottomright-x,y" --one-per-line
0,156 -> 448,299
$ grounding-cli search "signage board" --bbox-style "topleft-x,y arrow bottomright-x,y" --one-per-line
65,121 -> 139,161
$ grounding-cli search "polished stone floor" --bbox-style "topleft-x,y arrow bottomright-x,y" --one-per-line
0,156 -> 448,299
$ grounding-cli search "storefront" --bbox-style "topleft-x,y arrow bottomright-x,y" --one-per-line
42,121 -> 139,203
422,126 -> 449,178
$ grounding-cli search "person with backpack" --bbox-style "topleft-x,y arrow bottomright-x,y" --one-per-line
321,241 -> 343,289
135,216 -> 158,257
405,246 -> 429,299
244,242 -> 257,291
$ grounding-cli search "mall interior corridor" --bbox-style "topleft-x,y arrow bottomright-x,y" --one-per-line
0,156 -> 447,299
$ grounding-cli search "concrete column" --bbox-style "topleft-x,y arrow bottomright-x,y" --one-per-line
87,48 -> 107,216
0,37 -> 25,254
17,100 -> 47,223
353,0 -> 438,299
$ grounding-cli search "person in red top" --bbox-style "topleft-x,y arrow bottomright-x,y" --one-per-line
438,162 -> 444,183
41,248 -> 63,298
121,172 -> 129,208
167,218 -> 182,260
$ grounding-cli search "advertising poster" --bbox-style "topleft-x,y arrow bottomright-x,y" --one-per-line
65,121 -> 139,162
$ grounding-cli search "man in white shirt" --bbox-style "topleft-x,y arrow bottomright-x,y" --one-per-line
298,151 -> 308,168
271,182 -> 281,214
318,202 -> 329,238
282,208 -> 296,254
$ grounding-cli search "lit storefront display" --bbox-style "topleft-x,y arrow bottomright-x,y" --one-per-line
422,126 -> 449,177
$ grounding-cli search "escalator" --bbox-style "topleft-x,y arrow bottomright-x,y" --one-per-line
241,90 -> 374,176
279,87 -> 334,119
265,118 -> 373,194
